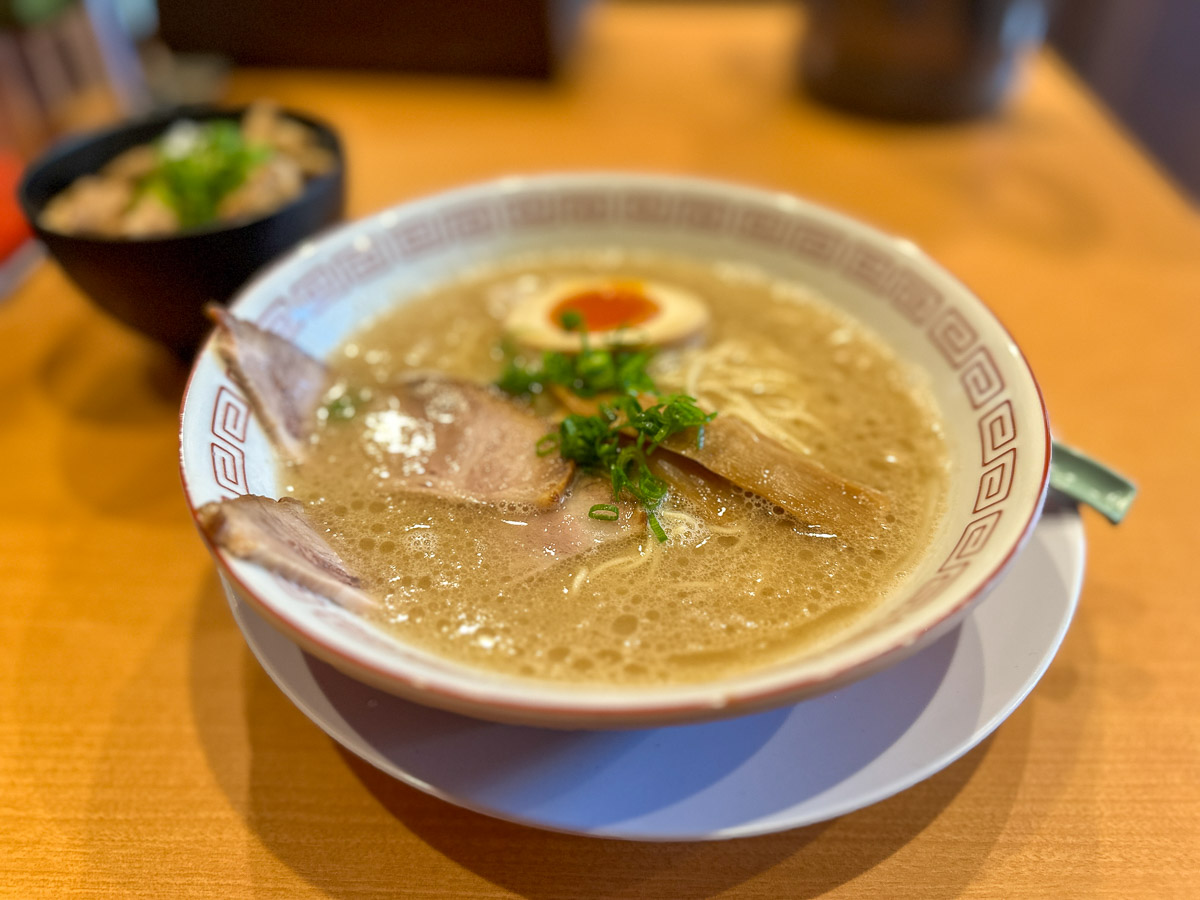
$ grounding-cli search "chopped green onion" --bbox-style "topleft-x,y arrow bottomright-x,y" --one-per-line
498,310 -> 716,544
495,341 -> 655,399
321,392 -> 357,421
588,503 -> 619,521
142,120 -> 272,228
541,394 -> 713,543
496,357 -> 539,396
646,511 -> 668,543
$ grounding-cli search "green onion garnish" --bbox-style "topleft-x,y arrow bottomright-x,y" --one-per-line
498,314 -> 715,543
494,328 -> 655,400
143,120 -> 272,229
321,392 -> 357,421
646,510 -> 668,543
588,504 -> 619,521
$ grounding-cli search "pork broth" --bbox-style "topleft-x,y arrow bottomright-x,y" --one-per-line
283,250 -> 950,685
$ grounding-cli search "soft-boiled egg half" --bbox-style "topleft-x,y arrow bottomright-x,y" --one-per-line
504,279 -> 710,352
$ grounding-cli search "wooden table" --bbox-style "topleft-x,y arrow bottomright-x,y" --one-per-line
3,3 -> 1197,896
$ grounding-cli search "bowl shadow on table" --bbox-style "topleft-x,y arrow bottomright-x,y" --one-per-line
340,742 -> 994,900
31,315 -> 190,521
183,564 -> 1064,900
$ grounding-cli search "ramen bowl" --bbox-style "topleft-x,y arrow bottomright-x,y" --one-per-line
179,174 -> 1050,729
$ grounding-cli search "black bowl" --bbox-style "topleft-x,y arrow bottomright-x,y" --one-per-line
18,105 -> 345,358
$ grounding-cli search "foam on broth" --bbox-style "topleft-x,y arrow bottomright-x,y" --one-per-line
281,249 -> 949,685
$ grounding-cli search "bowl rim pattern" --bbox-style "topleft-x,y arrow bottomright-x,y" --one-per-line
179,172 -> 1051,726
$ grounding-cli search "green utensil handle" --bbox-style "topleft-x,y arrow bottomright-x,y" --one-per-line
1049,441 -> 1136,524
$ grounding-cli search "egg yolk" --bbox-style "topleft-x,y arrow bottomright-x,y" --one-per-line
550,285 -> 660,332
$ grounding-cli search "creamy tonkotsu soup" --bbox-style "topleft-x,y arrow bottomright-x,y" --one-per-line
282,250 -> 949,685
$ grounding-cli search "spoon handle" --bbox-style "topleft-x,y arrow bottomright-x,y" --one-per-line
1049,441 -> 1137,524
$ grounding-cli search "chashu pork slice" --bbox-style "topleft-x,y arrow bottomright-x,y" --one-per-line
550,386 -> 887,532
197,495 -> 377,615
207,307 -> 329,464
363,374 -> 574,509
519,476 -> 645,562
207,310 -> 572,509
661,414 -> 888,530
483,476 -> 646,584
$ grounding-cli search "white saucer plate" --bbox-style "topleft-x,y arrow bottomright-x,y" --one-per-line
223,503 -> 1084,842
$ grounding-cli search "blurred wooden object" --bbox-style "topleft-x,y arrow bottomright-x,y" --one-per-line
1,2 -> 1198,897
1052,0 -> 1200,200
800,0 -> 1051,119
157,0 -> 593,79
0,0 -> 145,160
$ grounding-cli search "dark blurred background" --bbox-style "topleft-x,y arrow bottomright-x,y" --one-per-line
1050,0 -> 1199,204
1,0 -> 1198,197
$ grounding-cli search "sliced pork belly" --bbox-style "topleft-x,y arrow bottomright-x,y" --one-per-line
363,375 -> 574,509
208,311 -> 571,508
197,495 -> 377,614
550,386 -> 887,531
207,307 -> 329,463
647,452 -> 747,522
661,414 -> 888,530
478,476 -> 646,586
520,476 -> 645,561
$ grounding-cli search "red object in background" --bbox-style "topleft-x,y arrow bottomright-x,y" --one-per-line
0,153 -> 34,261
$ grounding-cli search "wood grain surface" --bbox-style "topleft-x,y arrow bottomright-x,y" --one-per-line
2,3 -> 1197,897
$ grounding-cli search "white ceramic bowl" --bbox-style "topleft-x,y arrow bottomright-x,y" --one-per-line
180,174 -> 1051,729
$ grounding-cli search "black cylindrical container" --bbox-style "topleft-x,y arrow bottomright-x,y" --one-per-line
801,0 -> 1051,120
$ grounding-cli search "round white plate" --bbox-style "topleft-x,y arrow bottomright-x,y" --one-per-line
223,501 -> 1084,842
